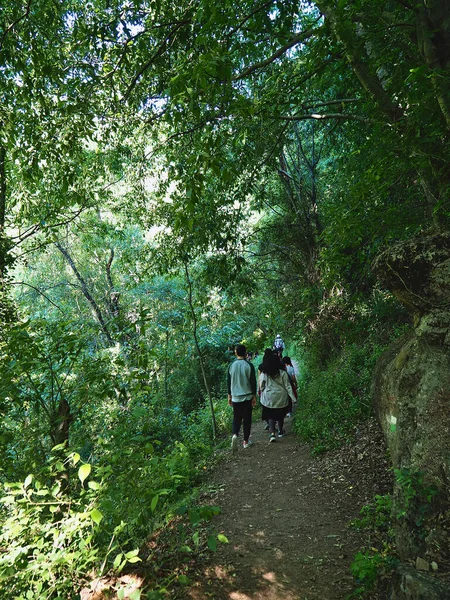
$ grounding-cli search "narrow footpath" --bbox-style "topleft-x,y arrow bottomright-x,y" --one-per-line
181,416 -> 390,600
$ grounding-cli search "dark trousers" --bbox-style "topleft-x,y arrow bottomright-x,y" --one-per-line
232,400 -> 253,441
268,416 -> 285,434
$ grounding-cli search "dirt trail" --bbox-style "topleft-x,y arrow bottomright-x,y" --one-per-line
181,414 -> 388,600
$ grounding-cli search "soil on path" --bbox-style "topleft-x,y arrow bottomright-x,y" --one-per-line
181,416 -> 390,600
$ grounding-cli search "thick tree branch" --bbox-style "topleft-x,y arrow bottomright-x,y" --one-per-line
8,281 -> 65,313
123,19 -> 190,102
0,0 -> 32,50
415,4 -> 450,129
184,261 -> 217,439
316,1 -> 403,123
301,98 -> 359,110
106,248 -> 120,317
234,23 -> 322,81
0,147 -> 5,232
278,112 -> 380,124
227,0 -> 275,38
55,242 -> 113,345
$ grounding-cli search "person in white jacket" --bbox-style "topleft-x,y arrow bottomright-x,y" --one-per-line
259,352 -> 296,442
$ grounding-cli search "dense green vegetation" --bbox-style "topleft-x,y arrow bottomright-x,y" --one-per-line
0,0 -> 449,596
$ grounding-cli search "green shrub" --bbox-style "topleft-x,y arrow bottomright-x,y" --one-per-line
294,342 -> 384,452
0,451 -> 137,599
350,494 -> 397,597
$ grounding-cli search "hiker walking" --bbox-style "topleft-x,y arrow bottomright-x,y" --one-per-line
273,334 -> 285,357
227,344 -> 257,452
281,356 -> 297,417
258,348 -> 276,431
259,352 -> 296,443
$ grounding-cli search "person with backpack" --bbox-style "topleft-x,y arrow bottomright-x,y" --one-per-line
259,352 -> 296,442
273,334 -> 285,357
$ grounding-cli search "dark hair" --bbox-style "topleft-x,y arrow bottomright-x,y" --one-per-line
263,348 -> 274,360
282,356 -> 292,366
261,352 -> 281,378
235,344 -> 246,357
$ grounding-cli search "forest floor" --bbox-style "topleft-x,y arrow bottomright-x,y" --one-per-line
172,414 -> 392,600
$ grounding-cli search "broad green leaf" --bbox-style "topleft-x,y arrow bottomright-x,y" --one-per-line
89,509 -> 103,525
217,534 -> 228,544
207,535 -> 217,552
23,474 -> 33,489
150,494 -> 159,512
70,452 -> 81,465
177,575 -> 190,585
113,553 -> 123,569
78,464 -> 91,484
88,481 -> 101,490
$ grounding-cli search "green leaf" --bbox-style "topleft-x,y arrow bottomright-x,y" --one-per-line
23,474 -> 33,489
88,480 -> 101,490
207,534 -> 217,552
177,575 -> 190,585
151,494 -> 159,512
78,463 -> 91,484
217,533 -> 228,544
129,590 -> 141,600
113,553 -> 123,569
70,452 -> 81,465
125,548 -> 140,559
117,589 -> 125,600
89,509 -> 103,525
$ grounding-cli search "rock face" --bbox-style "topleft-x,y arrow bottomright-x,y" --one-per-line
372,231 -> 450,593
389,566 -> 450,600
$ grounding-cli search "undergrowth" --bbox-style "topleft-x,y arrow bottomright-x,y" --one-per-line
349,494 -> 398,597
0,399 -> 231,599
293,342 -> 385,453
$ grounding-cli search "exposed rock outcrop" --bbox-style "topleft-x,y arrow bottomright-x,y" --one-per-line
372,231 -> 450,595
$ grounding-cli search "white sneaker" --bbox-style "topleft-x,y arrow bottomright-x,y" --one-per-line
243,440 -> 253,449
231,434 -> 238,453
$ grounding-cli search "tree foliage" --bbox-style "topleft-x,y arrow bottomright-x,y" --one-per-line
0,0 -> 449,595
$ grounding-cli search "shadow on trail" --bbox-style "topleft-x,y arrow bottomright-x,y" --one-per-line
183,417 -> 363,600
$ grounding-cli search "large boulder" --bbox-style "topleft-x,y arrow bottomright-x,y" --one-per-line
372,231 -> 450,588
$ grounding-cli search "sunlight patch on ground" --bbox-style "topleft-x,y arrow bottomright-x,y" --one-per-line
262,571 -> 277,582
80,574 -> 143,600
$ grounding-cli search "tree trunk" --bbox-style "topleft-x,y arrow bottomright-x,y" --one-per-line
55,242 -> 114,345
0,146 -> 7,282
415,2 -> 450,130
106,248 -> 120,318
317,1 -> 402,123
184,261 -> 217,439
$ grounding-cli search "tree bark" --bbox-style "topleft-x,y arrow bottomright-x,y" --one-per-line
0,146 -> 7,282
184,261 -> 217,439
55,242 -> 114,345
316,1 -> 402,124
415,2 -> 450,130
106,248 -> 120,318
